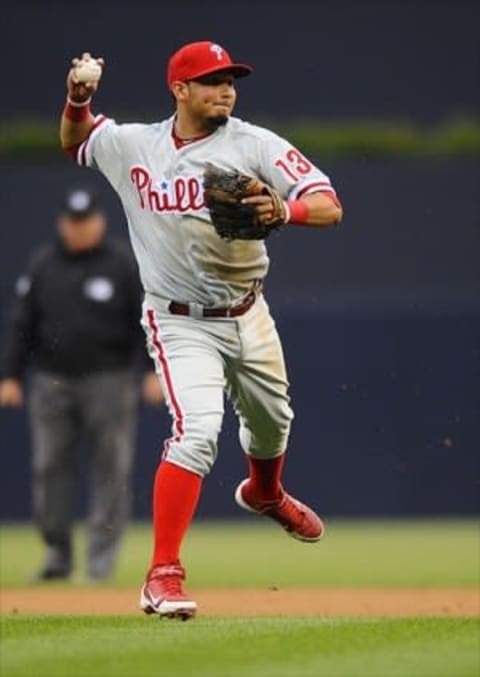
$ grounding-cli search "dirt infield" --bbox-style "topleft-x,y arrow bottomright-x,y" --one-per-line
1,587 -> 479,617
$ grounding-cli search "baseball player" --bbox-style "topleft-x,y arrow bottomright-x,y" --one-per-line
60,41 -> 342,619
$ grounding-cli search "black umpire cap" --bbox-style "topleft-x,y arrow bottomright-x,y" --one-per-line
60,188 -> 100,220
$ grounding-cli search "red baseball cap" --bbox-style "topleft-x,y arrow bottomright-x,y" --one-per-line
167,41 -> 253,87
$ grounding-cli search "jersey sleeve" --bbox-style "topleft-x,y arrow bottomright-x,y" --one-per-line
74,115 -> 125,190
257,129 -> 338,203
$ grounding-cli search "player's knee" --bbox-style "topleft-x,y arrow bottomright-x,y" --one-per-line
239,413 -> 292,458
165,411 -> 223,476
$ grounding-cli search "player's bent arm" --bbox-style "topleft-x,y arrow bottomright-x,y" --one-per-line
243,189 -> 342,229
294,191 -> 343,228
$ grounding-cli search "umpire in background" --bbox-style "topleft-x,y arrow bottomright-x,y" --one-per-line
0,187 -> 164,582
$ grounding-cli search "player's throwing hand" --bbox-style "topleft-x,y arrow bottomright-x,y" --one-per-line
67,52 -> 104,103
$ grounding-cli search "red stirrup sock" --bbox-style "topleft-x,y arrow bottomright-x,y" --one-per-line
246,453 -> 286,501
151,460 -> 203,567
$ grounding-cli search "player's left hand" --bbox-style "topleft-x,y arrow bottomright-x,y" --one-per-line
241,194 -> 286,226
203,164 -> 287,240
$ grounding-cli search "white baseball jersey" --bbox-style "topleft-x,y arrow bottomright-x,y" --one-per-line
75,114 -> 337,307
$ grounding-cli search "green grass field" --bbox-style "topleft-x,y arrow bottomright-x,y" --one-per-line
1,519 -> 479,676
2,518 -> 479,588
2,616 -> 479,677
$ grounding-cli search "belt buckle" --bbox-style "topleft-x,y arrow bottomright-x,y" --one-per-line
188,302 -> 204,320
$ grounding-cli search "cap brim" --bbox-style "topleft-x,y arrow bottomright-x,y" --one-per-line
188,63 -> 253,81
225,64 -> 253,79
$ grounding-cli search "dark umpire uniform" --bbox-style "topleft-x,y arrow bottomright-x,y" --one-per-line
0,188 -> 162,581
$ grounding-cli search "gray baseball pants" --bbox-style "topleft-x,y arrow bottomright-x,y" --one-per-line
29,369 -> 138,579
142,293 -> 294,477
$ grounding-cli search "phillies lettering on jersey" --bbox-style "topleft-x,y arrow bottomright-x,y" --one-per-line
131,166 -> 205,214
75,115 -> 338,306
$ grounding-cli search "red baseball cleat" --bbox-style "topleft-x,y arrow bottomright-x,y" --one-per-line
140,562 -> 197,620
235,479 -> 325,542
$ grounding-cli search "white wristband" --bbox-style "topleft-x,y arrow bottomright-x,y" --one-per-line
282,200 -> 291,224
66,96 -> 92,107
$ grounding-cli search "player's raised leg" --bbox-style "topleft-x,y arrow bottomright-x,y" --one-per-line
228,298 -> 325,541
234,459 -> 325,542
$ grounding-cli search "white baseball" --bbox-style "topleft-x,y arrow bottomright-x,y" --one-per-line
74,59 -> 102,83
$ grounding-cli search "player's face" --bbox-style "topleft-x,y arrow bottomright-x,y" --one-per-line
183,72 -> 237,129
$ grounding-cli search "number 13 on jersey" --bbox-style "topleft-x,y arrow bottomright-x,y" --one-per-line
274,148 -> 313,182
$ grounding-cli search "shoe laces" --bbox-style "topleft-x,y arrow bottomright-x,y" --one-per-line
271,494 -> 306,526
162,574 -> 184,597
149,563 -> 185,596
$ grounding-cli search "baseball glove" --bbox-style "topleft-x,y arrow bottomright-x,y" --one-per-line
203,164 -> 287,241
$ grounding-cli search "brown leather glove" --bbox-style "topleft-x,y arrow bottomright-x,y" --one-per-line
203,164 -> 287,241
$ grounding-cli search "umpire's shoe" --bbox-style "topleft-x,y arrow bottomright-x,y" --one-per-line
31,547 -> 72,583
31,567 -> 71,583
140,562 -> 197,620
235,479 -> 325,542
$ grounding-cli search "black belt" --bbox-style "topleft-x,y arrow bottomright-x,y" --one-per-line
168,290 -> 257,318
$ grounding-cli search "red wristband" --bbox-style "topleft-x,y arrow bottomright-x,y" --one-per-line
63,98 -> 92,122
286,200 -> 309,224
